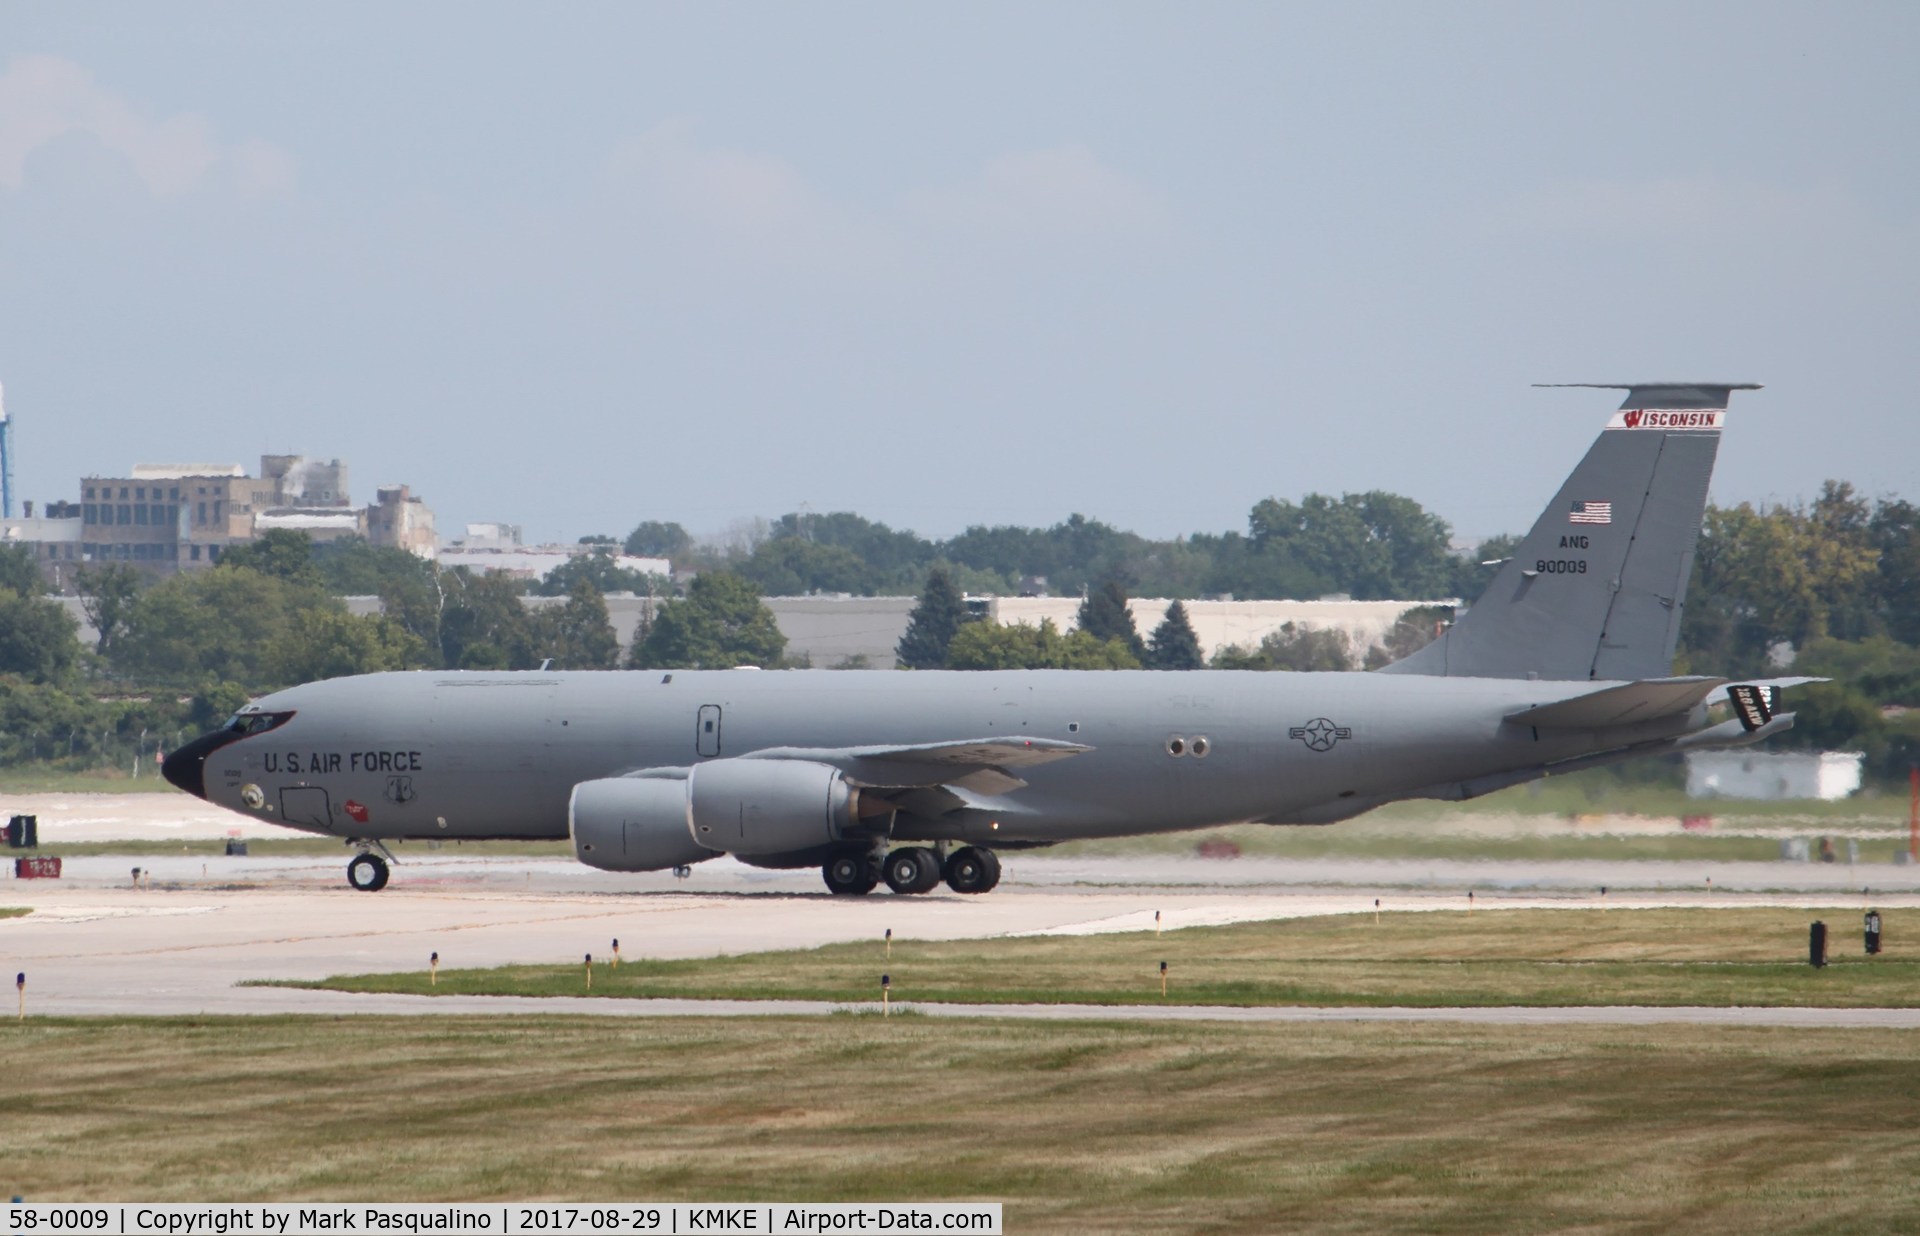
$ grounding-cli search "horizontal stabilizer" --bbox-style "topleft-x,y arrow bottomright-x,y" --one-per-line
1507,676 -> 1727,729
1534,382 -> 1761,410
1509,675 -> 1825,731
1415,710 -> 1800,804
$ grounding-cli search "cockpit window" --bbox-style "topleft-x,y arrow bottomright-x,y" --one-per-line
224,711 -> 295,736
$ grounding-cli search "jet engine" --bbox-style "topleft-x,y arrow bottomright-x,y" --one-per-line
687,758 -> 857,855
570,777 -> 719,872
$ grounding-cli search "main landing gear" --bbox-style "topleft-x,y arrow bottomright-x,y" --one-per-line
823,849 -> 879,896
882,847 -> 944,895
820,845 -> 1001,896
345,841 -> 397,892
939,845 -> 1001,895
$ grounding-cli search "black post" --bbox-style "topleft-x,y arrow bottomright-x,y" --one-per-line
1810,921 -> 1828,968
1865,911 -> 1883,956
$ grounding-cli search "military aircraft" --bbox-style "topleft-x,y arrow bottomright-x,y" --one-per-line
164,382 -> 1806,894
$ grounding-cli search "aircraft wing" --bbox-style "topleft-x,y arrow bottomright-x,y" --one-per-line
1508,676 -> 1823,730
740,736 -> 1093,795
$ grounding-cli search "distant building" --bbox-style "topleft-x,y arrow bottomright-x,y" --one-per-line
10,455 -> 437,589
253,509 -> 367,543
368,485 -> 437,558
260,455 -> 351,506
439,546 -> 671,584
1,500 -> 85,591
987,596 -> 1451,663
455,522 -> 522,550
437,522 -> 666,584
1685,750 -> 1865,801
82,464 -> 278,575
741,596 -> 1454,668
764,596 -> 919,667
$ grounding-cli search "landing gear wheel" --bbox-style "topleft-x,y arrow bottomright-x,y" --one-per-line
883,846 -> 942,895
823,850 -> 879,896
976,847 -> 1002,892
347,852 -> 390,892
944,846 -> 1001,894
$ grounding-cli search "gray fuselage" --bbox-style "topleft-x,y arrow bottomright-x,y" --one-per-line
183,668 -> 1695,847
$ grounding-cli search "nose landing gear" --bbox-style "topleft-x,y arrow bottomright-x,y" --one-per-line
345,840 -> 397,891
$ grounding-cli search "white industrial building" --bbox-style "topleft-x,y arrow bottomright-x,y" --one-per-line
438,548 -> 673,582
438,522 -> 670,583
988,596 -> 1446,664
650,595 -> 1448,668
1685,750 -> 1865,801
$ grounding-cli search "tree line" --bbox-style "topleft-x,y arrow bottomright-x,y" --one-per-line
1676,482 -> 1920,778
4,477 -> 1920,780
621,495 -> 1506,604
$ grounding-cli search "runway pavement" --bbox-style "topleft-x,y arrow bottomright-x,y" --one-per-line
8,847 -> 1920,1024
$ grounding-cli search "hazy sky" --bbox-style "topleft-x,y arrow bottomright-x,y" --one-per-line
2,2 -> 1915,547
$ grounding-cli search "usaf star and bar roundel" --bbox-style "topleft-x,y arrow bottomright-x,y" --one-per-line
1289,718 -> 1353,752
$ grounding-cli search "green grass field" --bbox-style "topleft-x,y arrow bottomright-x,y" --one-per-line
0,907 -> 29,919
281,907 -> 1915,1009
3,1016 -> 1919,1233
0,768 -> 181,794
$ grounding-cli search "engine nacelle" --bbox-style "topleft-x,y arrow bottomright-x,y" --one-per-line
687,758 -> 856,855
570,777 -> 719,873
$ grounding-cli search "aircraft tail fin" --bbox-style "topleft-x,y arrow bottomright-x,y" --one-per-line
1381,382 -> 1756,682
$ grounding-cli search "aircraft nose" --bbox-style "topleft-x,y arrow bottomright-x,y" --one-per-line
161,741 -> 206,799
162,729 -> 235,800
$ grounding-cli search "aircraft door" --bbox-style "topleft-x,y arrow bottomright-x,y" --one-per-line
428,678 -> 558,836
696,705 -> 722,758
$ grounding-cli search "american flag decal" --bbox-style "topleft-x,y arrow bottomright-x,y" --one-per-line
1569,500 -> 1612,525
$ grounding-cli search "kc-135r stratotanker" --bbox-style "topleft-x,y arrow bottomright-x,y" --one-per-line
164,383 -> 1808,894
